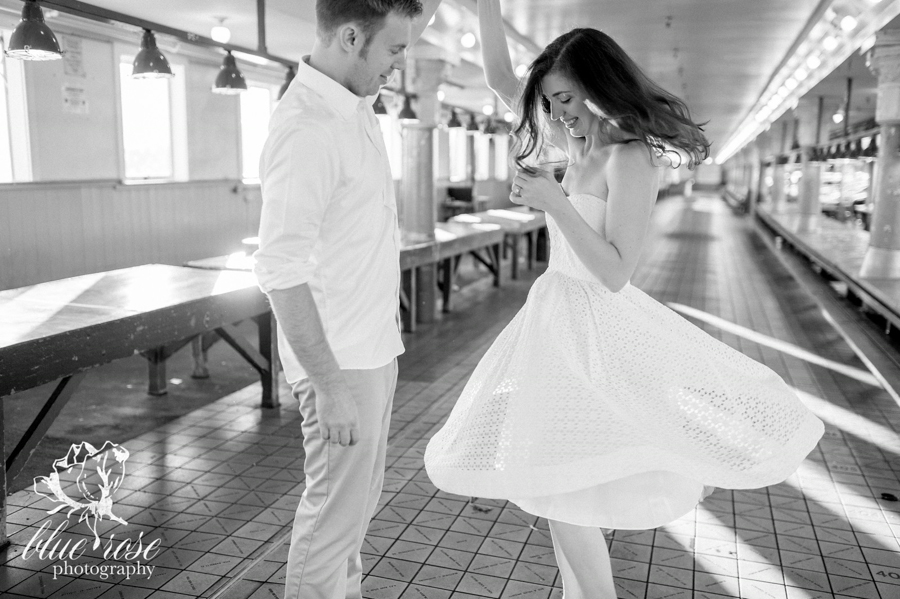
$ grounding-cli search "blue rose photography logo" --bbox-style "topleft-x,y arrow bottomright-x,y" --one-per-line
23,441 -> 161,581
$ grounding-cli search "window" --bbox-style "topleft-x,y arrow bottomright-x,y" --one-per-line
494,133 -> 509,180
240,85 -> 276,181
118,56 -> 187,181
449,128 -> 468,182
474,132 -> 491,181
377,113 -> 402,180
0,31 -> 31,183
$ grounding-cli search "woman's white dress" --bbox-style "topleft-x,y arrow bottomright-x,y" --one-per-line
423,193 -> 824,529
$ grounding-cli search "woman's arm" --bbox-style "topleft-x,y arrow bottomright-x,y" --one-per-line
477,0 -> 569,150
477,0 -> 518,108
511,144 -> 658,292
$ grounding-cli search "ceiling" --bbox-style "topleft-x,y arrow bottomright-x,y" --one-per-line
37,0 -> 842,155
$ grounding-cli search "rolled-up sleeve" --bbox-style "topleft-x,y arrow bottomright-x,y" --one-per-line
253,124 -> 339,293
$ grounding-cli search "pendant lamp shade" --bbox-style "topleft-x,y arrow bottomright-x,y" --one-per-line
132,30 -> 173,79
6,0 -> 63,61
213,51 -> 247,95
466,113 -> 479,132
373,93 -> 388,115
398,95 -> 418,121
277,65 -> 296,100
447,110 -> 463,128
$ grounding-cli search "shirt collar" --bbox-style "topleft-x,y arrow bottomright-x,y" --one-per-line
294,55 -> 367,120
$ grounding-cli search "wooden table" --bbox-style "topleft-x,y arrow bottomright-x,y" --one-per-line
0,264 -> 279,547
199,222 -> 504,334
450,207 -> 547,279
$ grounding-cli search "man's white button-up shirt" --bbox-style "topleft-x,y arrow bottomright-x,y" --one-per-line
253,57 -> 403,383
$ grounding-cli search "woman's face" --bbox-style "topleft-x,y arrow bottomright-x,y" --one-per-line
540,71 -> 605,138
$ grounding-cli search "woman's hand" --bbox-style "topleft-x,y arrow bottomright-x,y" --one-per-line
510,168 -> 568,214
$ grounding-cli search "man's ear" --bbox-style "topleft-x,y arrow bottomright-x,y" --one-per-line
337,23 -> 364,54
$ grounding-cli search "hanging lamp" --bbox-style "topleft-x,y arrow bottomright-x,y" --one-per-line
213,51 -> 247,94
132,30 -> 174,78
398,95 -> 418,121
373,93 -> 388,115
447,109 -> 463,128
277,65 -> 296,100
6,0 -> 63,61
466,112 -> 479,133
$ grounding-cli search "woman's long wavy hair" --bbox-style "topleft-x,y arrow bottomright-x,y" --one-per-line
513,28 -> 710,172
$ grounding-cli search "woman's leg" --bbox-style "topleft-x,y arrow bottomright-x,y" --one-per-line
548,519 -> 617,599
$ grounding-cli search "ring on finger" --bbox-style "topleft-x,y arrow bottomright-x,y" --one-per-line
513,185 -> 522,196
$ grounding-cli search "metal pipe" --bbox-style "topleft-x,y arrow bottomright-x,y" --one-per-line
39,0 -> 295,67
257,0 -> 267,53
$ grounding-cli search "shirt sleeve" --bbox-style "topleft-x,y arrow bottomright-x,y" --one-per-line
253,124 -> 340,292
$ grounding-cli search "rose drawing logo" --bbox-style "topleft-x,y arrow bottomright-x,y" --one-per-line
33,441 -> 130,549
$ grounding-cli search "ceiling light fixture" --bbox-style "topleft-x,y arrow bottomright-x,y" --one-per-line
460,32 -> 476,48
6,0 -> 63,61
132,29 -> 174,78
482,104 -> 494,116
841,15 -> 858,32
212,51 -> 247,94
211,17 -> 231,44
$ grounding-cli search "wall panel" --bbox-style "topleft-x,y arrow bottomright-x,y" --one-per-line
0,180 -> 262,290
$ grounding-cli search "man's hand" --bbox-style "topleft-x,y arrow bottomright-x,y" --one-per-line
315,378 -> 360,447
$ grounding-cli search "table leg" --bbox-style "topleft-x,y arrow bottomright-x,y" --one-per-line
492,243 -> 502,287
401,269 -> 417,333
256,313 -> 280,409
416,264 -> 437,324
509,235 -> 520,280
146,347 -> 168,396
441,258 -> 453,312
0,395 -> 8,551
190,335 -> 210,379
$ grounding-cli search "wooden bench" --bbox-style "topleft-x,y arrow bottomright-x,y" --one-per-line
0,264 -> 279,547
450,207 -> 547,280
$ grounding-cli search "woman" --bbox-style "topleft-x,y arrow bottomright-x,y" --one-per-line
424,1 -> 824,597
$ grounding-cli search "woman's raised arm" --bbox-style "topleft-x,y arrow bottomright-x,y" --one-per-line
477,0 -> 519,109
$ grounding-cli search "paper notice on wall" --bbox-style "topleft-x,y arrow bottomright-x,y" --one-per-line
62,84 -> 89,114
61,35 -> 86,78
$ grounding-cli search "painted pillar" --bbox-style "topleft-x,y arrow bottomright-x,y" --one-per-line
796,97 -> 821,231
401,52 -> 453,321
755,130 -> 774,209
862,30 -> 900,277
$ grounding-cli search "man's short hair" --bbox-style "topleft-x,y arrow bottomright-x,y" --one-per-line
316,0 -> 423,49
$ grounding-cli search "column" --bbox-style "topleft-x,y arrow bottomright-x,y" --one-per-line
754,130 -> 774,211
400,50 -> 454,322
861,30 -> 900,277
795,97 -> 822,231
746,143 -> 760,217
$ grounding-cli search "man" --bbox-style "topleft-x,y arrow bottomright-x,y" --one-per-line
252,1 -> 440,598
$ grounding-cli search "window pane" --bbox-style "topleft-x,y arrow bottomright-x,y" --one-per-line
449,128 -> 467,183
377,114 -> 402,180
119,61 -> 173,179
494,133 -> 509,181
0,47 -> 14,183
475,133 -> 490,181
240,86 -> 273,181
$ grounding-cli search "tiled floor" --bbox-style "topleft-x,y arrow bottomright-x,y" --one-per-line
3,193 -> 900,599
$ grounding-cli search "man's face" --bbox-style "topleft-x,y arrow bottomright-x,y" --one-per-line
347,12 -> 411,97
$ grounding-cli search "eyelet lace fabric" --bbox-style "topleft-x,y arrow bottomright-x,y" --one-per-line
423,194 -> 824,529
